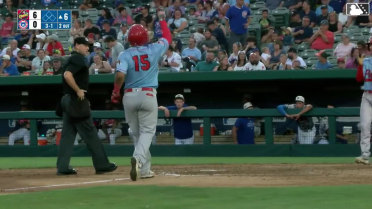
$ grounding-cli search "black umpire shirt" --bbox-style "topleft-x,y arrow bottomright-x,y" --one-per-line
63,51 -> 89,95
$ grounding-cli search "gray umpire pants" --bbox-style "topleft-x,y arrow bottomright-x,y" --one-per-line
57,95 -> 110,172
123,88 -> 157,175
360,92 -> 372,159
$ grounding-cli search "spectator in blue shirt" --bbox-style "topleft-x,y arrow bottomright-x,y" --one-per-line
299,0 -> 317,27
97,8 -> 114,29
225,0 -> 251,51
316,5 -> 330,25
293,16 -> 313,44
159,94 -> 197,145
316,0 -> 334,16
315,50 -> 333,70
0,55 -> 19,76
181,37 -> 202,71
232,102 -> 255,144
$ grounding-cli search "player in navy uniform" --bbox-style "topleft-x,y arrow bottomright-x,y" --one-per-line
232,102 -> 256,144
111,10 -> 172,181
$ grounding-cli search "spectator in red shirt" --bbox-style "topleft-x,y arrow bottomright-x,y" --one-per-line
309,20 -> 334,50
46,34 -> 65,56
0,13 -> 15,45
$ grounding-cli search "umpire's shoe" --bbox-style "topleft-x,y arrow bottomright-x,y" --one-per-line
130,157 -> 140,181
57,168 -> 77,176
95,163 -> 118,174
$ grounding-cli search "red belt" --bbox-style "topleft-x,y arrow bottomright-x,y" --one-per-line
124,87 -> 153,93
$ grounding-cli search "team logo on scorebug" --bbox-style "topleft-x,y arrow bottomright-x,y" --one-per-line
18,20 -> 28,30
18,10 -> 29,20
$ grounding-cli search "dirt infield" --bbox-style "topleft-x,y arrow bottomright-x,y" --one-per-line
0,163 -> 371,194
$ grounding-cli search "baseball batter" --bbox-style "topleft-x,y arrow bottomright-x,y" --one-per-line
355,59 -> 372,165
111,11 -> 172,181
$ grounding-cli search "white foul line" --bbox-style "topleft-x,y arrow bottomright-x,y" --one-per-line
2,178 -> 130,192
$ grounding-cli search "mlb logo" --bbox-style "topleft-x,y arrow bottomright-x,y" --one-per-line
346,3 -> 370,16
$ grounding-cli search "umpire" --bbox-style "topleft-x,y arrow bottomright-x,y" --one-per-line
57,37 -> 117,175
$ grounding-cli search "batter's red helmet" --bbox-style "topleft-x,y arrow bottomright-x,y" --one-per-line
128,24 -> 148,46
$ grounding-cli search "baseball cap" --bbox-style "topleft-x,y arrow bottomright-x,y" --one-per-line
295,96 -> 305,103
320,20 -> 329,25
243,102 -> 253,109
87,32 -> 95,39
2,55 -> 10,60
93,42 -> 102,48
22,44 -> 31,50
316,50 -> 330,59
48,34 -> 58,41
36,33 -> 46,40
74,37 -> 90,46
175,94 -> 184,100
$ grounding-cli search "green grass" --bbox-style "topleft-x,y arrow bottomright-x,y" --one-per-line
0,157 -> 356,170
1,184 -> 372,209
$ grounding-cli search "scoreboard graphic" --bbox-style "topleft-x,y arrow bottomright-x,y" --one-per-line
17,9 -> 72,30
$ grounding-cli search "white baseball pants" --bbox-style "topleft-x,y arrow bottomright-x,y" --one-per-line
8,128 -> 30,145
175,136 -> 194,145
360,92 -> 372,159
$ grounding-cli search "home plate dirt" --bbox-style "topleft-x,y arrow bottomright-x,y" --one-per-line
0,164 -> 371,194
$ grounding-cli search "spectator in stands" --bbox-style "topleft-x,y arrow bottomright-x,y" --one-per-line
194,51 -> 219,71
225,0 -> 251,50
52,49 -> 63,58
52,58 -> 63,75
228,0 -> 249,7
359,14 -> 372,27
89,53 -> 112,74
300,0 -> 316,27
117,23 -> 128,47
217,49 -> 228,61
275,54 -> 291,70
329,0 -> 346,14
292,60 -> 304,69
16,44 -> 35,74
83,19 -> 101,39
212,17 -> 227,36
71,10 -> 79,21
192,27 -> 205,45
265,0 -> 281,10
357,40 -> 372,57
198,29 -> 219,54
281,0 -> 302,11
167,0 -> 186,17
207,20 -> 228,52
277,96 -> 315,144
113,7 -> 133,26
216,0 -> 229,19
214,55 -> 232,71
317,7 -> 328,25
315,0 -> 334,16
0,40 -> 20,57
158,94 -> 197,145
259,9 -> 273,37
79,0 -> 100,10
337,57 -> 346,69
232,50 -> 247,71
162,46 -> 183,72
0,55 -> 19,76
232,102 -> 256,144
38,60 -> 53,75
345,47 -> 362,69
194,2 -> 205,17
87,33 -> 96,53
290,11 -> 302,28
228,42 -> 241,65
14,30 -> 31,49
182,37 -> 202,71
338,4 -> 351,27
104,36 -> 124,68
261,28 -> 281,44
293,16 -> 313,44
4,48 -> 17,65
309,20 -> 334,50
46,34 -> 65,56
199,1 -> 218,23
171,39 -> 183,54
244,52 -> 266,71
0,13 -> 15,46
286,47 -> 307,68
134,5 -> 153,28
167,9 -> 188,34
260,47 -> 271,68
269,41 -> 285,68
245,37 -> 260,57
0,0 -> 16,17
97,8 -> 114,29
101,20 -> 117,40
31,49 -> 51,72
315,50 -> 333,70
69,20 -> 84,44
328,12 -> 343,34
34,32 -> 47,50
333,34 -> 356,59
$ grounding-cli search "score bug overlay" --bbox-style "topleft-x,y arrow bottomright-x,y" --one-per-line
17,9 -> 72,30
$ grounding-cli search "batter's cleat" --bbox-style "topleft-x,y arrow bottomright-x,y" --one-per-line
57,168 -> 77,176
355,157 -> 370,165
141,170 -> 155,179
95,163 -> 118,174
130,157 -> 139,181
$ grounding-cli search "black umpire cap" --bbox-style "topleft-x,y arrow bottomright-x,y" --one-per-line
74,37 -> 90,46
